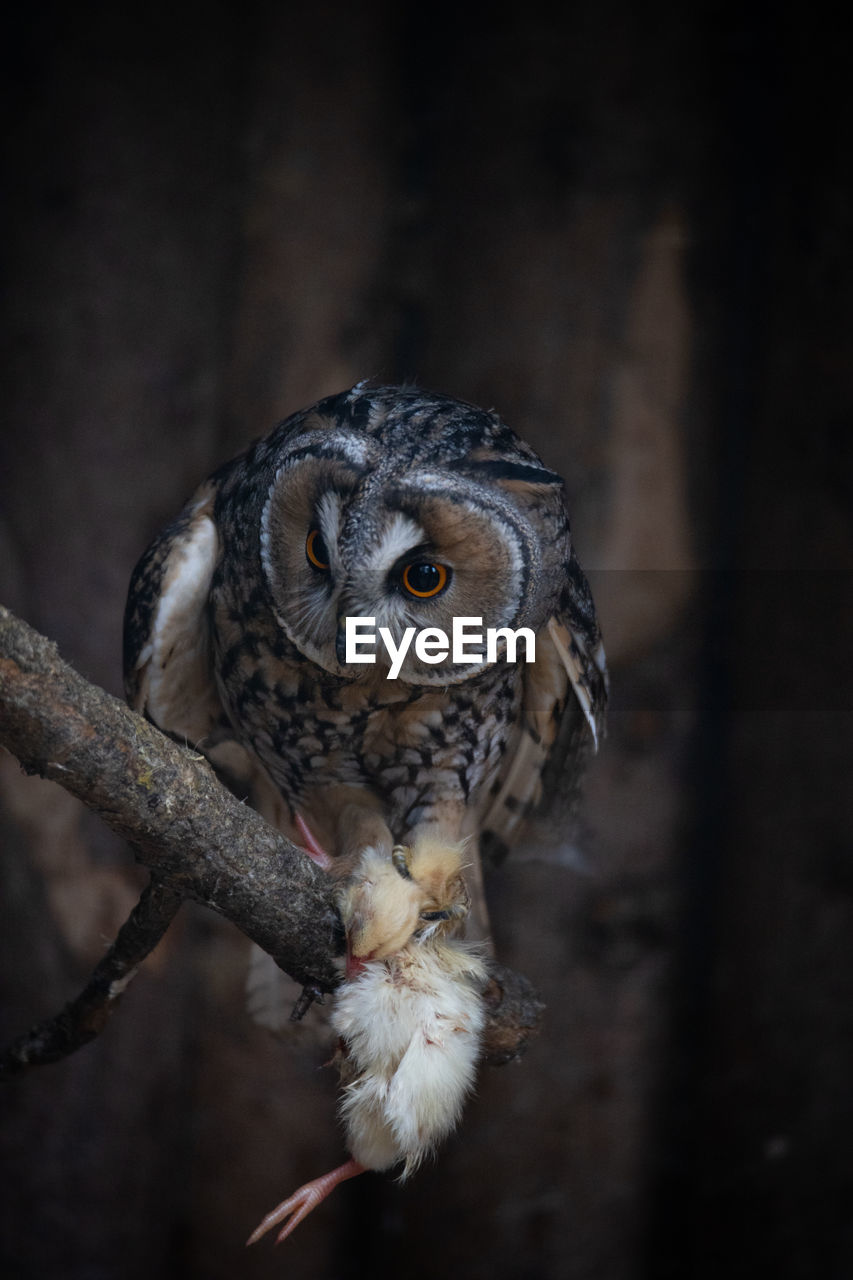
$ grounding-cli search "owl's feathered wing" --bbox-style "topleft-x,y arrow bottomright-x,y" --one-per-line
123,484 -> 222,739
123,483 -> 292,824
479,550 -> 608,859
124,484 -> 305,1028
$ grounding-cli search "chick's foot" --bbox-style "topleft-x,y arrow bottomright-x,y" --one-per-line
246,1158 -> 365,1246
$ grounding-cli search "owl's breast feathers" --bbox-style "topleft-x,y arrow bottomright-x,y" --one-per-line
209,582 -> 523,832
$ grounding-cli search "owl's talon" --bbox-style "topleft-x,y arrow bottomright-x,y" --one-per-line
289,983 -> 325,1021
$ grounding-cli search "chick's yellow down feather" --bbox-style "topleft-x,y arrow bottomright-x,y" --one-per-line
247,838 -> 486,1248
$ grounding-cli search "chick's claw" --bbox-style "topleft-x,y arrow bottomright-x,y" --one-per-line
246,1158 -> 365,1247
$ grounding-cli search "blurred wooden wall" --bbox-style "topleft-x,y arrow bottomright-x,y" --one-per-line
2,3 -> 851,1278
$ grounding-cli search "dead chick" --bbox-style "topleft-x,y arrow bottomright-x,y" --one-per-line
247,837 -> 487,1247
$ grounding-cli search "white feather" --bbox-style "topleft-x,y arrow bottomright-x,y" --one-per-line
333,939 -> 487,1178
364,512 -> 427,574
143,510 -> 220,741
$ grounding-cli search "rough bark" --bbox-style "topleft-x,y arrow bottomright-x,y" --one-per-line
0,604 -> 542,1067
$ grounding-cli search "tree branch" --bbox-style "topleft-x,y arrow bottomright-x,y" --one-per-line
0,876 -> 183,1074
0,605 -> 543,1066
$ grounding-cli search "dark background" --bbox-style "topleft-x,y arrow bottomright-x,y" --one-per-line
2,3 -> 852,1277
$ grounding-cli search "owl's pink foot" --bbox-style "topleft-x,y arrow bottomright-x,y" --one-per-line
246,1158 -> 365,1246
294,813 -> 334,871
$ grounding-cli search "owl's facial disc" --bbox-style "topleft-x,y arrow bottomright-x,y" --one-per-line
331,497 -> 537,684
262,453 -> 550,684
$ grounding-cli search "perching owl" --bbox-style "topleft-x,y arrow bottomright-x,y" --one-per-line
123,383 -> 607,941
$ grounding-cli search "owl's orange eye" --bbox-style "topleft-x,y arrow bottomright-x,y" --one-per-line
306,528 -> 330,571
401,561 -> 448,598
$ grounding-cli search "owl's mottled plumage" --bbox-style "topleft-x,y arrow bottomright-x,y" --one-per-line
124,383 -> 607,932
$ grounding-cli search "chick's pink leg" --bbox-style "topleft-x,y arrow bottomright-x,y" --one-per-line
246,1159 -> 365,1246
294,813 -> 335,871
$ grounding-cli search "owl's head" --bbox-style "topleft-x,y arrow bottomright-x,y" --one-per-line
257,384 -> 572,685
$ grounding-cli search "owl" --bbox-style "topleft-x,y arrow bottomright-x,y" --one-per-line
123,383 -> 608,946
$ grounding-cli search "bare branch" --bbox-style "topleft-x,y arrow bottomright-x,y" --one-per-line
0,605 -> 543,1065
0,877 -> 182,1074
0,604 -> 341,990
